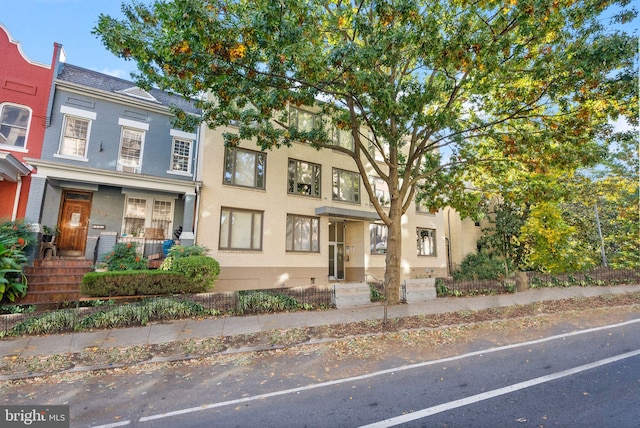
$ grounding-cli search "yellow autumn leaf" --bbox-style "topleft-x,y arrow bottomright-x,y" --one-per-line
229,43 -> 247,59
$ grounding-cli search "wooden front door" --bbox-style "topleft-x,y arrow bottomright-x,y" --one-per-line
57,190 -> 92,256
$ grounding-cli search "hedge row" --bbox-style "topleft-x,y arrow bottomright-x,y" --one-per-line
81,270 -> 208,297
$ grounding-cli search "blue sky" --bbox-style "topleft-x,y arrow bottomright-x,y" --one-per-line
1,0 -> 144,79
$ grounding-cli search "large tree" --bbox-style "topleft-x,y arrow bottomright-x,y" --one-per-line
95,0 -> 637,303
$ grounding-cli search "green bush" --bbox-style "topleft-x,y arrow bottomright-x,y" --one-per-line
159,244 -> 208,270
0,220 -> 36,249
0,238 -> 29,303
101,242 -> 148,271
453,250 -> 511,281
81,270 -> 199,297
8,310 -> 77,336
236,291 -> 299,314
169,255 -> 220,290
0,220 -> 34,303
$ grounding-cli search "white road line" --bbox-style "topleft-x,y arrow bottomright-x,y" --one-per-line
90,318 -> 639,426
90,422 -> 131,428
359,349 -> 640,428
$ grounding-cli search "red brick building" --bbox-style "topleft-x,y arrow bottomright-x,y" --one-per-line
0,23 -> 62,220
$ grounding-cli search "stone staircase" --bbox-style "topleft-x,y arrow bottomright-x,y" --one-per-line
20,259 -> 93,304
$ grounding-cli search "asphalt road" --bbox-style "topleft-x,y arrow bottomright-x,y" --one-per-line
128,319 -> 639,428
3,313 -> 639,427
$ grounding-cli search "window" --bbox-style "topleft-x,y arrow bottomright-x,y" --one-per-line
368,131 -> 388,162
152,200 -> 173,238
417,228 -> 436,256
331,128 -> 354,150
123,197 -> 173,238
290,107 -> 319,132
219,208 -> 263,250
56,106 -> 96,159
123,197 -> 147,237
171,138 -> 192,173
370,223 -> 388,255
169,129 -> 196,175
332,168 -> 360,203
416,198 -> 436,214
59,116 -> 90,157
118,127 -> 144,173
371,176 -> 390,207
286,215 -> 320,252
288,159 -> 321,197
0,103 -> 31,148
223,147 -> 266,189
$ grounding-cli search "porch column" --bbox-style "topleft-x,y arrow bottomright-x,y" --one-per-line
24,175 -> 46,225
179,192 -> 196,246
22,175 -> 47,264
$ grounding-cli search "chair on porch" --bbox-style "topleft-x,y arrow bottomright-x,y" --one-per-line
39,239 -> 57,259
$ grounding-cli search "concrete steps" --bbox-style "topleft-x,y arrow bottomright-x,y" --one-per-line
20,259 -> 93,304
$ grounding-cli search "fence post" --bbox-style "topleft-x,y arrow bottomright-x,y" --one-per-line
516,272 -> 528,292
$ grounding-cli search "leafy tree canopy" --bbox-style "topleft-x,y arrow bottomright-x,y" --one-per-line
94,0 -> 637,299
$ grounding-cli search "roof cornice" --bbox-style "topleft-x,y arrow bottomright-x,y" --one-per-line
54,79 -> 174,116
25,158 -> 201,194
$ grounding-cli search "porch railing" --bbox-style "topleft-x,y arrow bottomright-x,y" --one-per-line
118,236 -> 166,258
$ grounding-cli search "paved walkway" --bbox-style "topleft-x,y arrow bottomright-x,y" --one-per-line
2,284 -> 639,360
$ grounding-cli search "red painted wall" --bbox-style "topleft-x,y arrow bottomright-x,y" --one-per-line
0,23 -> 59,220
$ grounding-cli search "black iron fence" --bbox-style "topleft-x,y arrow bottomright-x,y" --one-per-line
436,267 -> 640,296
526,267 -> 640,288
178,287 -> 335,314
0,287 -> 335,337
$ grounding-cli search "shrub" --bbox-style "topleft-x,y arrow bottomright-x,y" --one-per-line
453,250 -> 511,281
236,291 -> 299,314
159,244 -> 208,270
9,310 -> 77,336
101,242 -> 148,271
0,220 -> 35,249
169,255 -> 220,290
81,270 -> 198,297
0,220 -> 34,303
0,238 -> 29,303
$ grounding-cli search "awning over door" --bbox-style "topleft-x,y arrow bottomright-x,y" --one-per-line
0,151 -> 31,181
315,206 -> 380,221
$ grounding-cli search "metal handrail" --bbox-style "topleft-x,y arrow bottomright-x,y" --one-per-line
364,273 -> 383,284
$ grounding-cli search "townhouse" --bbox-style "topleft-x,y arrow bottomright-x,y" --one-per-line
24,62 -> 201,261
0,23 -> 61,220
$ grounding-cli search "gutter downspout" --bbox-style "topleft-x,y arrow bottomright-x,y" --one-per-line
191,121 -> 205,243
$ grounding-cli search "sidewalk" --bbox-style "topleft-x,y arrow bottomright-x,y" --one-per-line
2,284 -> 639,360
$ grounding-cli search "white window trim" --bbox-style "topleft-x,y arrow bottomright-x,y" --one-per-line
167,130 -> 195,176
121,194 -> 175,239
60,105 -> 97,120
118,117 -> 149,131
170,129 -> 196,140
0,102 -> 33,151
55,107 -> 95,160
117,121 -> 147,173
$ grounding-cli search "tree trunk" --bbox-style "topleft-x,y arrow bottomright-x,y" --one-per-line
384,200 -> 403,304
